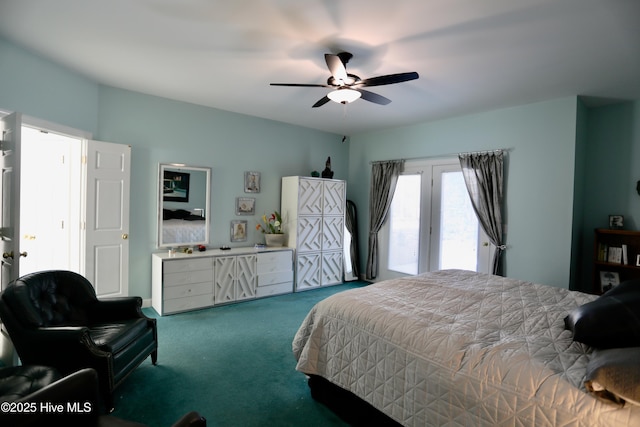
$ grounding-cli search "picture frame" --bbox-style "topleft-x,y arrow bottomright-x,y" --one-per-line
230,220 -> 247,242
609,214 -> 624,229
163,170 -> 190,202
236,197 -> 255,215
636,254 -> 640,267
599,271 -> 620,293
244,171 -> 260,193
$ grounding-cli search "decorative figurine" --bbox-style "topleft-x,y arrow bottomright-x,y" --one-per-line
321,156 -> 334,179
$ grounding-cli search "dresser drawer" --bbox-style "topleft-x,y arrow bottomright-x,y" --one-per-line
257,270 -> 293,287
164,282 -> 212,299
163,294 -> 214,314
164,269 -> 213,287
256,251 -> 292,274
255,282 -> 292,298
164,257 -> 212,274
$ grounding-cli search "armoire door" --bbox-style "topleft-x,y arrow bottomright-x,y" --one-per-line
298,178 -> 323,215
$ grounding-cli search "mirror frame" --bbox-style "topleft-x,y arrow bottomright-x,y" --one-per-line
157,163 -> 211,248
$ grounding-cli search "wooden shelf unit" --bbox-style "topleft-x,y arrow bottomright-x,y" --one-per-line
592,228 -> 640,294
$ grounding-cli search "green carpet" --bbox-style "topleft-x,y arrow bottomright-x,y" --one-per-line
112,282 -> 368,426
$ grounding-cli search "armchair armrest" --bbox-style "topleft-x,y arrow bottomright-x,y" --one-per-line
90,297 -> 146,321
171,411 -> 207,427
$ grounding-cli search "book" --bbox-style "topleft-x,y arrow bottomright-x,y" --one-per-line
598,243 -> 608,262
607,246 -> 623,264
622,244 -> 628,265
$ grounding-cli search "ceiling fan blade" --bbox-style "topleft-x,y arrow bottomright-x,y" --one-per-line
357,89 -> 392,105
312,96 -> 331,108
325,54 -> 348,82
270,83 -> 329,87
357,71 -> 419,87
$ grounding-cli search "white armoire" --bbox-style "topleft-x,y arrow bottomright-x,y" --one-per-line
281,176 -> 346,291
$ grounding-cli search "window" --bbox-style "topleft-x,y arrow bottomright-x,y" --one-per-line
379,158 -> 490,281
387,174 -> 421,275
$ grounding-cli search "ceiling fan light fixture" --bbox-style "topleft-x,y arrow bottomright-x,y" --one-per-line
327,88 -> 361,104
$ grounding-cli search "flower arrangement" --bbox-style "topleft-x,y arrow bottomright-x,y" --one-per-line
256,211 -> 284,234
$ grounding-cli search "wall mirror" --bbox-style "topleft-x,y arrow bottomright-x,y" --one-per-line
157,163 -> 211,248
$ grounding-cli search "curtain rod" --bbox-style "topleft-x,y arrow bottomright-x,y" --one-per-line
370,148 -> 512,165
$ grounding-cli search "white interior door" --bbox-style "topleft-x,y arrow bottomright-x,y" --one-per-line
84,140 -> 131,298
0,112 -> 21,366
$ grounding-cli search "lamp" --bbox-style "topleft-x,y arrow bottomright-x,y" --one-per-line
327,88 -> 361,104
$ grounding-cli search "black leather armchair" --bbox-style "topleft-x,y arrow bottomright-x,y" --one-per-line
0,366 -> 206,427
0,270 -> 158,409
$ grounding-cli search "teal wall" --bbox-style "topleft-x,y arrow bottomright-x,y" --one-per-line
571,99 -> 589,290
0,37 -> 99,134
580,101 -> 640,290
1,36 -> 639,297
0,36 -> 346,298
348,98 -> 579,288
96,87 -> 346,295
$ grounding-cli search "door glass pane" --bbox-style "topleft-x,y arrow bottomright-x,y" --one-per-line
439,172 -> 478,270
388,174 -> 421,274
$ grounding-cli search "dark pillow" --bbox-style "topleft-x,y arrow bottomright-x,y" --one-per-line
585,347 -> 640,407
564,279 -> 640,348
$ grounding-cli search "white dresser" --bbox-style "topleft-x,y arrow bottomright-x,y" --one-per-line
281,176 -> 346,291
151,247 -> 293,315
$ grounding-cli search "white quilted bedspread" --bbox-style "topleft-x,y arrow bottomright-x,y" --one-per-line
293,270 -> 640,426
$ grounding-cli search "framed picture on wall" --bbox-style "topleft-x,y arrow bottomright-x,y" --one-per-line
244,171 -> 260,193
236,197 -> 255,215
163,170 -> 190,202
609,215 -> 624,229
231,220 -> 247,242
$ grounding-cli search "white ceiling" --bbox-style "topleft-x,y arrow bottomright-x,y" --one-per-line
1,0 -> 639,135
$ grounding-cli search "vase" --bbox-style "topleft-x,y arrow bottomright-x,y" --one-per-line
264,233 -> 285,247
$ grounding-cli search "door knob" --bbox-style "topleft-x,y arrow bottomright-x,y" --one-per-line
122,234 -> 129,240
2,251 -> 28,259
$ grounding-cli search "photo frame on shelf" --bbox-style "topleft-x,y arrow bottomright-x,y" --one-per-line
230,220 -> 248,242
600,271 -> 620,293
244,171 -> 260,193
236,197 -> 255,215
609,214 -> 624,229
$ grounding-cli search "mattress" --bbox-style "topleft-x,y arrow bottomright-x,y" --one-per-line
293,269 -> 640,426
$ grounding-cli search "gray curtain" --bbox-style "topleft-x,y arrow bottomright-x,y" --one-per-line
366,160 -> 404,280
458,151 -> 506,275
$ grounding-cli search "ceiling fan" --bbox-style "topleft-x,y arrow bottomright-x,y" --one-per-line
270,52 -> 419,108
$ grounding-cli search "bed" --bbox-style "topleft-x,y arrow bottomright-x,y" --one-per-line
162,209 -> 206,244
293,269 -> 640,426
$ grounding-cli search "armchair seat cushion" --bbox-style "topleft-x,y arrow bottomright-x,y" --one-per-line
90,318 -> 150,353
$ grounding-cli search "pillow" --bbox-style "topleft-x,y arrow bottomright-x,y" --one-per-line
564,279 -> 640,348
585,347 -> 640,407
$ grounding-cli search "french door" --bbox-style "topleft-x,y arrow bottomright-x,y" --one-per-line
378,158 -> 491,281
